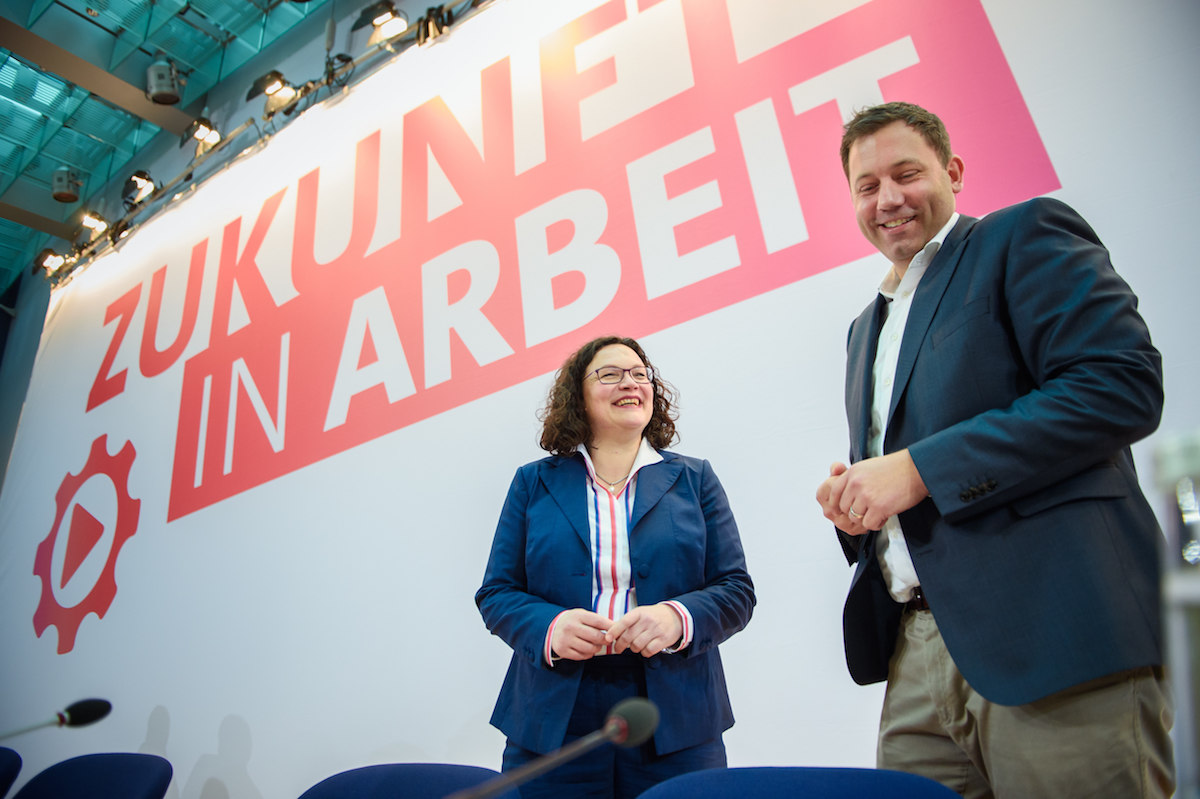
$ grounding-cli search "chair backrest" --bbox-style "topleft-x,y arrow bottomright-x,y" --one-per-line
12,752 -> 172,799
637,766 -> 961,798
0,747 -> 21,799
298,762 -> 517,799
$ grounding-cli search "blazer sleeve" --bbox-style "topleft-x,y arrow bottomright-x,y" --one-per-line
475,465 -> 566,668
907,198 -> 1163,522
664,459 -> 756,657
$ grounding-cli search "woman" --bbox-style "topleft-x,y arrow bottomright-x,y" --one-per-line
476,335 -> 755,798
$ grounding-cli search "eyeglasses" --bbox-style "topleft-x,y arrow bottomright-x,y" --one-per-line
587,366 -> 654,384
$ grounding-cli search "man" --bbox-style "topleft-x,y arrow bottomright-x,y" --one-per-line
815,102 -> 1173,797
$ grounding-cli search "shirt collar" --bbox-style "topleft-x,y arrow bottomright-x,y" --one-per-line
576,438 -> 663,481
878,212 -> 959,299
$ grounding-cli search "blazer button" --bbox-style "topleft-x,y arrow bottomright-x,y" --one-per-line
638,565 -> 651,579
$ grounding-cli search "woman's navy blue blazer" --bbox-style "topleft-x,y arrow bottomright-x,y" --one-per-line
476,449 -> 755,755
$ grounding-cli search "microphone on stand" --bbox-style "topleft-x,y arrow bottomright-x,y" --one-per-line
445,697 -> 660,799
0,699 -> 112,741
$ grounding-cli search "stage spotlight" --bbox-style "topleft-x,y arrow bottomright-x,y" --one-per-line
417,6 -> 450,45
267,85 -> 303,118
109,219 -> 132,244
247,69 -> 287,101
81,210 -> 108,238
34,247 -> 80,278
247,70 -> 312,119
354,0 -> 409,44
181,114 -> 222,155
122,170 -> 156,210
182,116 -> 220,145
146,54 -> 181,105
51,166 -> 81,203
369,14 -> 409,46
35,248 -> 66,275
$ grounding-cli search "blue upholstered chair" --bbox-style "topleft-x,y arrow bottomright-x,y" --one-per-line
298,762 -> 518,799
638,766 -> 961,798
11,752 -> 172,799
0,747 -> 20,799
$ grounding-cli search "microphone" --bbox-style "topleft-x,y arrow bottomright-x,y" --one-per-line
0,699 -> 112,741
445,697 -> 659,799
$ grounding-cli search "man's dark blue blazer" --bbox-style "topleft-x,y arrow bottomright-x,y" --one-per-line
839,197 -> 1165,706
477,450 -> 754,755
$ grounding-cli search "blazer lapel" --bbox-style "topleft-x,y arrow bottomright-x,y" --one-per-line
542,455 -> 590,547
847,296 -> 889,462
886,215 -> 977,432
629,452 -> 683,531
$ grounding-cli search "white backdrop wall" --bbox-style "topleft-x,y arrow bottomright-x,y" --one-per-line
1,0 -> 1197,796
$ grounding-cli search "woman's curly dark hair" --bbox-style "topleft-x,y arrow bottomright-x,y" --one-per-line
538,336 -> 678,455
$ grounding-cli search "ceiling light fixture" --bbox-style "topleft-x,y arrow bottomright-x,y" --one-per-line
51,166 -> 81,203
146,54 -> 181,105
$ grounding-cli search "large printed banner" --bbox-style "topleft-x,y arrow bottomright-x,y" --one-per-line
93,0 -> 1049,521
4,0 -> 1064,781
23,0 -> 1058,656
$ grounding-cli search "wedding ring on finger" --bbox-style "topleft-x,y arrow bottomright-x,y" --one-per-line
848,507 -> 863,520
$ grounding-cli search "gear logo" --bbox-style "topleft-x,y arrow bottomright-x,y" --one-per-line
33,435 -> 141,654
